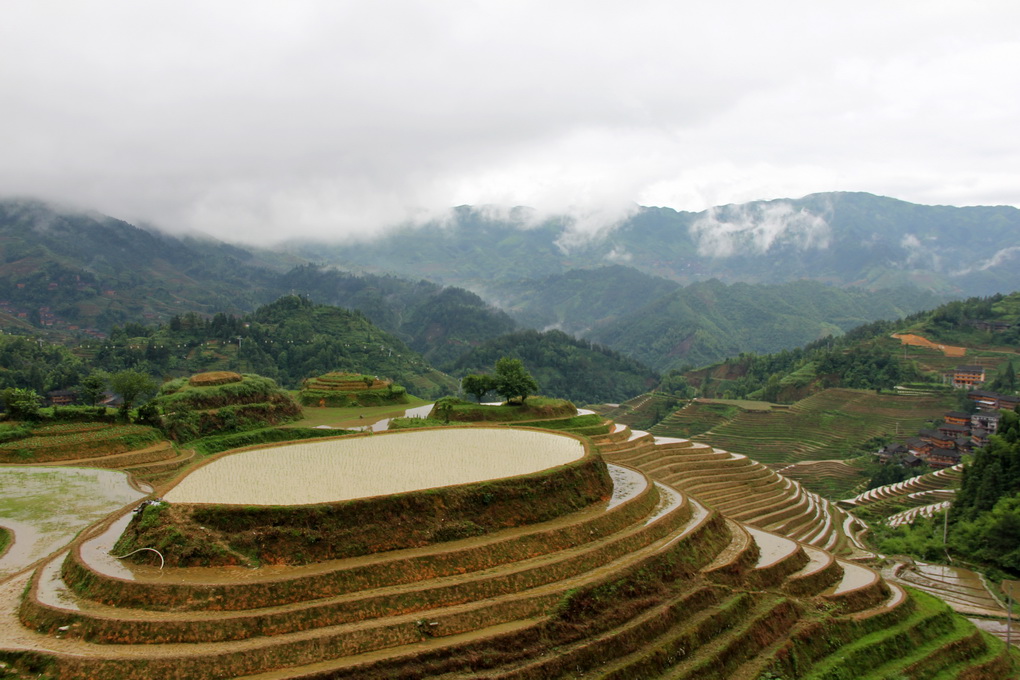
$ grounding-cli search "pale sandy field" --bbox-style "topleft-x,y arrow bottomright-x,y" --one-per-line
164,428 -> 585,505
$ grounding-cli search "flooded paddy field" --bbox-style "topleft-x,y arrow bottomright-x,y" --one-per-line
894,560 -> 1007,618
0,466 -> 147,579
165,428 -> 585,505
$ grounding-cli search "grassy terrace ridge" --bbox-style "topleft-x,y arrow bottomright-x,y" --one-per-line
671,388 -> 954,480
299,371 -> 409,407
114,426 -> 607,567
4,410 -> 1020,678
0,422 -> 162,464
154,372 -> 302,440
431,396 -> 578,422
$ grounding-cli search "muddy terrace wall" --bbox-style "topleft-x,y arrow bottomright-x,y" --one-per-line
112,428 -> 610,567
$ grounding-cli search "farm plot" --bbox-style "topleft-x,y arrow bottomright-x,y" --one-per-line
164,428 -> 585,505
691,388 -> 953,470
0,466 -> 146,579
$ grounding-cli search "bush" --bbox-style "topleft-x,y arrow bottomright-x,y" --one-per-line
0,388 -> 42,421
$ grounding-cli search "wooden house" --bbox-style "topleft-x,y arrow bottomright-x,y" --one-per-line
951,365 -> 986,388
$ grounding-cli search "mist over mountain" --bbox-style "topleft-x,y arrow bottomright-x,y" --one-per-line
287,192 -> 1020,297
1,192 -> 1013,400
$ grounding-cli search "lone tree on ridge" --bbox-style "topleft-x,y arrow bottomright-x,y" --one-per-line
493,357 -> 539,405
461,373 -> 496,403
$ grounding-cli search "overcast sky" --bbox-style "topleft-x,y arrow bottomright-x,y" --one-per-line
2,1 -> 1019,244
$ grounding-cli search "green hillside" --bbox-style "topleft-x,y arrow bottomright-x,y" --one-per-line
450,329 -> 659,404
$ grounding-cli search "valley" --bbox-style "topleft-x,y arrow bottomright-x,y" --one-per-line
2,194 -> 1020,676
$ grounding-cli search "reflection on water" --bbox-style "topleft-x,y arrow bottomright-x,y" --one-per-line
606,465 -> 647,510
0,466 -> 146,579
350,403 -> 436,432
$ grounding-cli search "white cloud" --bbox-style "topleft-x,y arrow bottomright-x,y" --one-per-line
953,246 -> 1020,276
689,203 -> 831,257
1,1 -> 1019,243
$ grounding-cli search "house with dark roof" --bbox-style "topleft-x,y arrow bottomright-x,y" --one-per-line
971,411 -> 1001,433
952,365 -> 986,388
944,411 -> 971,426
928,448 -> 962,469
937,422 -> 970,439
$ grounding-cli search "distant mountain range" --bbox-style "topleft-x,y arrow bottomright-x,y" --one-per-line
286,192 -> 1020,296
1,192 -> 1016,397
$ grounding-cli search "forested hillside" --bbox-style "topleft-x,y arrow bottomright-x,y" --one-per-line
671,291 -> 1020,403
286,192 -> 1020,295
449,329 -> 659,404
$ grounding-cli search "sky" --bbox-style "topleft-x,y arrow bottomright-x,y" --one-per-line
2,1 -> 1019,244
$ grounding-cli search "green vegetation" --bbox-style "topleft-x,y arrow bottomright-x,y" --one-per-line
188,426 -> 356,457
299,372 -> 409,407
587,278 -> 945,373
451,329 -> 657,404
0,422 -> 161,463
0,387 -> 42,420
152,372 -> 301,441
0,526 -> 10,556
430,397 -> 576,423
946,408 -> 1020,574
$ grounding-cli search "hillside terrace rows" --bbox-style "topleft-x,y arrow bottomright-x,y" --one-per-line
5,452 -> 972,680
844,463 -> 964,508
660,389 -> 954,469
1,421 -> 1017,678
590,425 -> 867,558
889,561 -> 1008,621
775,460 -> 867,500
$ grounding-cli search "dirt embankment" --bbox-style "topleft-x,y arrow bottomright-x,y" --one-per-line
892,333 -> 966,357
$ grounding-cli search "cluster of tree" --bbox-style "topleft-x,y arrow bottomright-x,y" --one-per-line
814,345 -> 917,391
685,317 -> 926,402
451,329 -> 657,405
0,369 -> 156,422
947,409 -> 1020,573
461,357 -> 539,405
0,335 -> 85,393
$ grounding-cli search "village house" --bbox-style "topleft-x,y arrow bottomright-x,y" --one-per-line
971,411 -> 1001,433
937,422 -> 970,440
951,365 -> 986,388
928,448 -> 962,469
906,437 -> 933,458
968,389 -> 1020,410
918,428 -> 955,451
943,411 -> 971,426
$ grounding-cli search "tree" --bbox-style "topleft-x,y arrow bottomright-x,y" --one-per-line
493,357 -> 539,405
0,387 -> 42,420
79,371 -> 108,407
461,373 -> 495,403
109,370 -> 157,419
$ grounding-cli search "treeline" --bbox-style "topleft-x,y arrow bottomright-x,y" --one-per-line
1,296 -> 457,402
688,317 -> 922,401
948,409 -> 1020,573
451,329 -> 659,405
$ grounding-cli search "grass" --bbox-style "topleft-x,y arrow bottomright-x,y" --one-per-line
0,526 -> 9,556
0,466 -> 146,577
695,398 -> 778,411
286,395 -> 429,429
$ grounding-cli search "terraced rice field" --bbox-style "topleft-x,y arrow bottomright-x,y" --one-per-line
682,388 -> 953,471
165,428 -> 585,505
592,426 -> 869,558
893,561 -> 1007,619
777,459 -> 869,500
844,464 -> 964,522
0,419 -> 1016,678
0,466 -> 147,579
